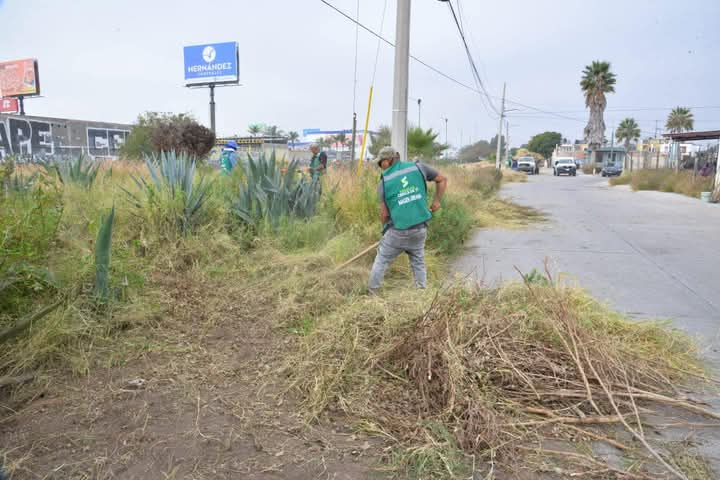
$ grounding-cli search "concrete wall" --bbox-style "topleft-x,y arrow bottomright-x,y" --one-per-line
0,114 -> 132,161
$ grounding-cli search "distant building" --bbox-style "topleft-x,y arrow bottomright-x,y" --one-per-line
298,128 -> 375,160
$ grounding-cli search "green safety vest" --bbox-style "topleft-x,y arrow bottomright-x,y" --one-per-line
310,152 -> 324,176
220,150 -> 233,175
381,161 -> 432,230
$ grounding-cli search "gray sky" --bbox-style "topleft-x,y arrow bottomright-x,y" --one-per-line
2,0 -> 719,147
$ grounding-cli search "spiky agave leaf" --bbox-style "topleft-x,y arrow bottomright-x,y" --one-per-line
94,206 -> 114,301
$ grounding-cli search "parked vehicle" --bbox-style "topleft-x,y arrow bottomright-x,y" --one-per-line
517,158 -> 535,174
601,164 -> 623,177
554,159 -> 577,176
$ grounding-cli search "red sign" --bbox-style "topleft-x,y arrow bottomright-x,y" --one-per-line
0,59 -> 40,97
0,97 -> 19,113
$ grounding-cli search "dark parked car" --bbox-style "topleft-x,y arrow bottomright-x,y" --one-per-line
601,164 -> 622,177
554,159 -> 577,176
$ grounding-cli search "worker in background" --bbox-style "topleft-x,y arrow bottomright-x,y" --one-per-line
309,144 -> 327,180
220,140 -> 238,175
368,146 -> 447,294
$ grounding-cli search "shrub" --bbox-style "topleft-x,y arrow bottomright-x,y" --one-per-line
609,173 -> 631,185
426,196 -> 473,256
612,169 -> 715,199
44,155 -> 101,189
122,112 -> 216,160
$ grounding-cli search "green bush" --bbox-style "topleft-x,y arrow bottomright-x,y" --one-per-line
426,196 -> 473,256
121,112 -> 216,160
45,155 -> 101,189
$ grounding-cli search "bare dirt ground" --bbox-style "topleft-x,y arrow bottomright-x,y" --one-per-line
0,273 -> 384,479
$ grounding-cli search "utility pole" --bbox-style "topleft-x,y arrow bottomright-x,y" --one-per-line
495,82 -> 506,169
391,0 -> 411,162
209,84 -> 216,134
350,112 -> 357,166
504,120 -> 510,167
417,98 -> 422,128
442,116 -> 449,159
654,120 -> 659,139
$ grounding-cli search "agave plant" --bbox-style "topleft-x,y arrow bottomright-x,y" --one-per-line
94,207 -> 114,302
44,155 -> 101,188
231,151 -> 320,227
124,151 -> 213,235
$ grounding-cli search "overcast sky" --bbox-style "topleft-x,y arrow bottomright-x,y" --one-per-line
2,0 -> 718,147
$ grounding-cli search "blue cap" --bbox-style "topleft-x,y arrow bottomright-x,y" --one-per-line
226,140 -> 238,150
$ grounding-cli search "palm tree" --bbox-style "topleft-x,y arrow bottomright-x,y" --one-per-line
665,107 -> 694,133
408,127 -> 447,160
264,125 -> 284,137
616,117 -> 641,170
666,107 -> 693,170
248,124 -> 262,137
581,61 -> 617,167
288,131 -> 300,150
334,133 -> 347,159
368,125 -> 391,157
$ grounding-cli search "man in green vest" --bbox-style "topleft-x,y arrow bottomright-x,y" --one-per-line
309,144 -> 327,179
368,146 -> 447,294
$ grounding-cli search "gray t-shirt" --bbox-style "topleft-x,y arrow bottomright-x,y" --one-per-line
378,162 -> 439,229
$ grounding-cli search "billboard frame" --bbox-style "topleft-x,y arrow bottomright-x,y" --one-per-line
183,42 -> 239,88
0,59 -> 41,98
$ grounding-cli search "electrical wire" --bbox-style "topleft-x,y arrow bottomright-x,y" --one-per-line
445,1 -> 500,118
371,0 -> 389,84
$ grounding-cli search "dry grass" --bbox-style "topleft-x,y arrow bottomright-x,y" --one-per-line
610,169 -> 714,199
287,271 -> 717,479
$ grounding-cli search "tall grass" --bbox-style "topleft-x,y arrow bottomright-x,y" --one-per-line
610,169 -> 714,198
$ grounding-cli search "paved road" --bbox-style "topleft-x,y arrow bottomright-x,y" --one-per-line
456,171 -> 720,366
455,170 -> 720,468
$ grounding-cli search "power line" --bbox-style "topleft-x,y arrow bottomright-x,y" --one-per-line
319,0 -> 486,99
445,1 -> 499,118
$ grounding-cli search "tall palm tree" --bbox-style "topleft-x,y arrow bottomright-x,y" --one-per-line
264,125 -> 284,137
665,107 -> 694,133
616,117 -> 641,170
666,107 -> 693,170
581,61 -> 617,167
287,131 -> 300,150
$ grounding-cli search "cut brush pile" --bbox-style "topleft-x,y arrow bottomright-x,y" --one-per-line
289,272 -> 718,479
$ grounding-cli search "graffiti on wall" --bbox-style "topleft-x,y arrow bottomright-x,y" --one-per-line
0,116 -> 130,159
87,128 -> 129,157
0,117 -> 53,157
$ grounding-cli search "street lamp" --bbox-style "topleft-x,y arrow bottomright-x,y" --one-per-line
441,116 -> 449,159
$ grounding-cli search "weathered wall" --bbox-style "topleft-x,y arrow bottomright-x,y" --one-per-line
0,114 -> 132,160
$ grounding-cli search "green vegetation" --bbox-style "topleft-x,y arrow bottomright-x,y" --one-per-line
581,61 -> 617,164
369,125 -> 448,161
45,155 -> 101,188
666,106 -> 694,133
121,112 -> 215,160
527,131 -> 562,159
610,169 -> 714,198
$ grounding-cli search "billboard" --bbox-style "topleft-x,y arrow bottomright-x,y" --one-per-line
183,42 -> 239,86
0,59 -> 40,97
0,98 -> 19,113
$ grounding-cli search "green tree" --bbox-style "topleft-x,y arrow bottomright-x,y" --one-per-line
527,131 -> 563,159
288,131 -> 300,149
581,61 -> 617,164
368,125 -> 391,157
248,124 -> 263,136
665,107 -> 694,133
264,125 -> 284,137
489,134 -> 506,153
616,117 -> 641,168
121,112 -> 215,160
408,127 -> 447,160
458,140 -> 492,163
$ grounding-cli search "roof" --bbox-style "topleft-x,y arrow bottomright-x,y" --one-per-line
662,130 -> 720,141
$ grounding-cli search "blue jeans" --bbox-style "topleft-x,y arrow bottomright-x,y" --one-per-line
368,225 -> 427,290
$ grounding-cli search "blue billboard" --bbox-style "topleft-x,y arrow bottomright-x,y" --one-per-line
183,42 -> 239,86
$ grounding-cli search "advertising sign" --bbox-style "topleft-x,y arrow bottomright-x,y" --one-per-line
0,59 -> 40,97
183,42 -> 239,86
0,98 -> 19,113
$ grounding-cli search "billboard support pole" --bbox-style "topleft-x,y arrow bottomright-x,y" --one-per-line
209,84 -> 216,134
18,96 -> 25,116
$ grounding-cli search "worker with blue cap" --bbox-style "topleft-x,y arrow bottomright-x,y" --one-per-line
220,140 -> 238,175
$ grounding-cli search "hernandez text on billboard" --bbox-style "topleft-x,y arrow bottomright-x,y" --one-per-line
183,42 -> 239,86
0,59 -> 40,97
